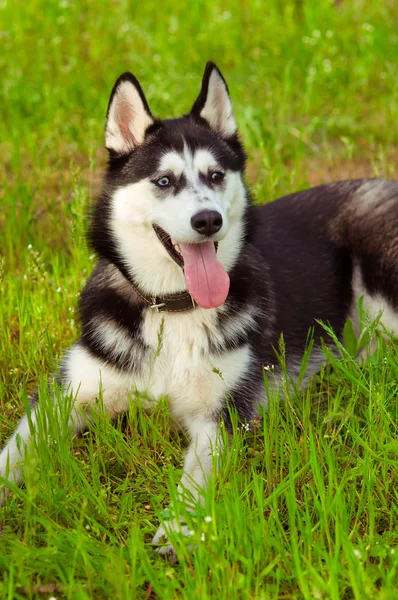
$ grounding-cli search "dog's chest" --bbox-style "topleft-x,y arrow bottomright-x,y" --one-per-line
138,308 -> 251,424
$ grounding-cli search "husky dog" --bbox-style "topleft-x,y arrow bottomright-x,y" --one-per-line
1,62 -> 398,561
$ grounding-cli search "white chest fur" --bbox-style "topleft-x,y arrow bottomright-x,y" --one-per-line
65,307 -> 252,428
139,308 -> 252,425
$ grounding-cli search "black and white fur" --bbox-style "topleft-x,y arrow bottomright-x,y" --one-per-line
1,62 -> 398,561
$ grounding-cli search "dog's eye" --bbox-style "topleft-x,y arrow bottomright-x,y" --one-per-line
210,171 -> 225,183
156,176 -> 170,187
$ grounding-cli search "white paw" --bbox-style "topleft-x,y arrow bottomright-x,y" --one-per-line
152,519 -> 192,563
155,543 -> 179,564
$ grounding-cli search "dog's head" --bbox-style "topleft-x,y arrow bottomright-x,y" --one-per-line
92,63 -> 248,309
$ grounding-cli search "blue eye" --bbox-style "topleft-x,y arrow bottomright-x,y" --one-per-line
157,176 -> 170,187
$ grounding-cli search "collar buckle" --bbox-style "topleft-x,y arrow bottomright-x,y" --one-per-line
150,298 -> 166,313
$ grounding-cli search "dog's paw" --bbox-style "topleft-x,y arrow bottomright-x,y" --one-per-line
155,543 -> 179,564
152,520 -> 192,563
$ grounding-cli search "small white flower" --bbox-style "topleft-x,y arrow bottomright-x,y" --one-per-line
188,529 -> 195,537
56,287 -> 62,292
312,29 -> 321,38
27,244 -> 32,249
353,549 -> 363,559
204,516 -> 212,523
200,533 -> 205,542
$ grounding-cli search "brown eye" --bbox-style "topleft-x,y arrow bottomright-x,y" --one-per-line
210,171 -> 225,183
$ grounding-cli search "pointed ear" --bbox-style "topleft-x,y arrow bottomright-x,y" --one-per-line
105,72 -> 154,154
191,62 -> 237,137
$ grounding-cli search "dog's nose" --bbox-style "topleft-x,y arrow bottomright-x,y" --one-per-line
191,210 -> 223,236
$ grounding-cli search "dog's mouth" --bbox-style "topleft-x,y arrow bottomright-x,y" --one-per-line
153,224 -> 185,269
153,224 -> 230,309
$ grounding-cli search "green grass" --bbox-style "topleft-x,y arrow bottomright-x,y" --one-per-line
1,0 -> 398,597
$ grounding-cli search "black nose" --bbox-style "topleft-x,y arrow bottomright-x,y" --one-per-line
191,210 -> 223,236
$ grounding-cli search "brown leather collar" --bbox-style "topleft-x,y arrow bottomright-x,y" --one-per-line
126,224 -> 204,312
130,280 -> 196,313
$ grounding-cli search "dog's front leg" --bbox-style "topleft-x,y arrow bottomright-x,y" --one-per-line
0,402 -> 38,502
153,419 -> 220,562
0,342 -> 132,505
0,388 -> 88,506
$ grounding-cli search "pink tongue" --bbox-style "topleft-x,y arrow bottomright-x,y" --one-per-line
179,242 -> 230,309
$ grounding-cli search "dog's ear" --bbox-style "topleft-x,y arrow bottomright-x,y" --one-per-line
191,62 -> 237,137
105,72 -> 154,154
